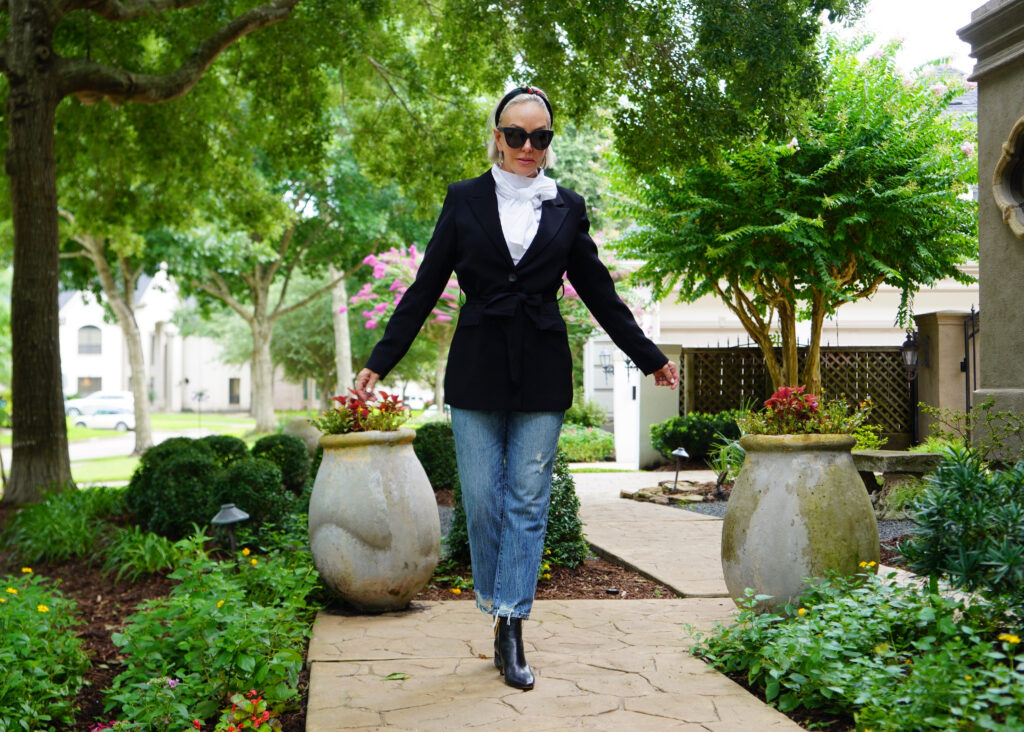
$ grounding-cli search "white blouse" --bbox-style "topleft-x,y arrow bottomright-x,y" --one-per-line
490,164 -> 558,265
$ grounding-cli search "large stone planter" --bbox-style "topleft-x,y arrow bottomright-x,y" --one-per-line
308,428 -> 440,612
721,434 -> 879,611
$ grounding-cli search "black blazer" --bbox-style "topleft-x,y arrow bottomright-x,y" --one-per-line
364,171 -> 667,411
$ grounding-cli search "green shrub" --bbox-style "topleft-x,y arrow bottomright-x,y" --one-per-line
446,450 -> 588,569
198,434 -> 250,467
650,411 -> 743,461
143,452 -> 224,539
852,422 -> 887,450
251,434 -> 310,494
692,571 -> 1024,729
125,438 -> 213,522
0,487 -> 123,564
900,447 -> 1024,609
706,433 -> 745,482
0,572 -> 90,729
564,392 -> 607,428
101,525 -> 182,582
106,533 -> 318,724
557,424 -> 615,462
219,457 -> 292,528
413,421 -> 459,490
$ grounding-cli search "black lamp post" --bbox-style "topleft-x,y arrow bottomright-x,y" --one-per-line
672,446 -> 690,491
211,503 -> 250,554
900,330 -> 921,444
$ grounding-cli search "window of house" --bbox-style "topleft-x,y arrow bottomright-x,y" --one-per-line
77,377 -> 101,396
78,326 -> 102,355
229,378 -> 240,406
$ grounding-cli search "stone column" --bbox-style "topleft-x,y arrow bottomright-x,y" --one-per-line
959,2 -> 1024,458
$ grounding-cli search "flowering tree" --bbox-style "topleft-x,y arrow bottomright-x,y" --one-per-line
615,39 -> 978,394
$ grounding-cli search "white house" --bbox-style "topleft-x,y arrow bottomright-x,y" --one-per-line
58,268 -> 311,413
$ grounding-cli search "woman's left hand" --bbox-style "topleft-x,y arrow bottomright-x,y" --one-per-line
652,361 -> 679,389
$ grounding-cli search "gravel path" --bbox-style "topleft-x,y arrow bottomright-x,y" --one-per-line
676,501 -> 918,542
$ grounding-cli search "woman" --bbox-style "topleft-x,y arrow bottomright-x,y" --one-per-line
354,85 -> 678,691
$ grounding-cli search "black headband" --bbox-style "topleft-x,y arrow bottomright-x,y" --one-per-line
494,86 -> 553,127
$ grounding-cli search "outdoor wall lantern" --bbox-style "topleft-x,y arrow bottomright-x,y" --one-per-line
211,503 -> 250,554
901,330 -> 920,381
623,357 -> 639,376
599,351 -> 614,382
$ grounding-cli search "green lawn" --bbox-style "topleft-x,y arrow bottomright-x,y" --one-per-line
71,455 -> 139,484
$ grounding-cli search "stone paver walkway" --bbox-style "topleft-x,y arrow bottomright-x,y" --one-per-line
305,470 -> 805,731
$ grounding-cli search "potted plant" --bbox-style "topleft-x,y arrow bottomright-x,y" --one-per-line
307,391 -> 440,612
721,386 -> 880,611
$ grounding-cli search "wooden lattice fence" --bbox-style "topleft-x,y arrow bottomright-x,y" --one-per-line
680,346 -> 913,440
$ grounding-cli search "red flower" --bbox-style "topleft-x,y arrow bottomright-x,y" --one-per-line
192,720 -> 202,729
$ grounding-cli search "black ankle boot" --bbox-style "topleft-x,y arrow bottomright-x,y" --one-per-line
495,618 -> 534,690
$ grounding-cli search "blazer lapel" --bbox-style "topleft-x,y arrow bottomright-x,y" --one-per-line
467,172 -> 515,268
516,191 -> 569,269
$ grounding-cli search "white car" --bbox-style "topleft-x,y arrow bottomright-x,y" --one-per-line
64,390 -> 134,417
72,408 -> 136,431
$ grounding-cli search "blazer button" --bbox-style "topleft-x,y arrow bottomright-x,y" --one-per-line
507,272 -> 518,283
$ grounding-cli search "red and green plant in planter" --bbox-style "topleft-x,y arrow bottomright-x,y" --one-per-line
310,390 -> 409,434
740,385 -> 870,435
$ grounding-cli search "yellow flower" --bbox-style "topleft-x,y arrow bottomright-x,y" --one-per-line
241,548 -> 251,557
797,607 -> 808,616
5,588 -> 17,595
542,573 -> 551,580
217,600 -> 225,609
868,561 -> 877,567
544,549 -> 551,555
37,605 -> 49,613
964,675 -> 973,681
20,567 -> 31,574
998,633 -> 1021,645
250,558 -> 258,566
859,561 -> 867,568
0,598 -> 6,604
450,587 -> 462,595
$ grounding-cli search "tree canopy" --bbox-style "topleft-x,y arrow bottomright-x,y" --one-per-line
614,39 -> 978,392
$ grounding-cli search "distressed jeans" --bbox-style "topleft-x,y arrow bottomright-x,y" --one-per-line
450,407 -> 564,620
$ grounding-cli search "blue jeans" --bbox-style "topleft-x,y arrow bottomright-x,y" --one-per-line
450,407 -> 564,620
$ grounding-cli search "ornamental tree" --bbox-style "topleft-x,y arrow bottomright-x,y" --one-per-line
614,39 -> 978,393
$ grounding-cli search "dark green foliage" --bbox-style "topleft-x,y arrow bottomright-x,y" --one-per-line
544,452 -> 589,568
0,486 -> 124,564
311,445 -> 323,481
198,434 -> 250,467
445,451 -> 588,569
143,453 -> 224,539
219,457 -> 292,528
412,422 -> 459,490
564,392 -> 607,428
901,448 -> 1024,609
125,438 -> 214,527
251,434 -> 310,494
650,411 -> 743,462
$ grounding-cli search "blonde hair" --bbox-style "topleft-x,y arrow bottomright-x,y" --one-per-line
486,91 -> 558,169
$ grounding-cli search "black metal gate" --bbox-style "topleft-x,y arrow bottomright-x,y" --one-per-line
961,306 -> 980,413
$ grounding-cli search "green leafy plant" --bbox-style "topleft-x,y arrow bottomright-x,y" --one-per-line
310,390 -> 409,435
412,421 -> 459,490
706,433 -> 745,482
909,435 -> 966,454
691,571 -> 1024,729
105,533 -> 318,723
213,689 -> 283,730
125,438 -> 217,532
852,422 -> 887,450
199,434 -> 251,468
650,410 -> 744,461
101,525 -> 182,582
142,451 -> 223,539
564,392 -> 607,428
739,386 -> 870,435
557,424 -> 615,462
900,447 -> 1024,609
0,571 -> 90,729
219,457 -> 292,528
0,486 -> 124,564
250,434 -> 310,494
919,398 -> 1024,462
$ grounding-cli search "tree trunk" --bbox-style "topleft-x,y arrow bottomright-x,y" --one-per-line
330,266 -> 352,396
801,292 -> 827,396
778,301 -> 800,388
4,21 -> 73,504
82,242 -> 154,453
433,337 -> 445,413
250,317 -> 276,433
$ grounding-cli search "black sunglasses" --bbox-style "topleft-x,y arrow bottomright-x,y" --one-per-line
498,126 -> 554,150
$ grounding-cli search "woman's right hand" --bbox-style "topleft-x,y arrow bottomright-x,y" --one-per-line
353,368 -> 380,401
